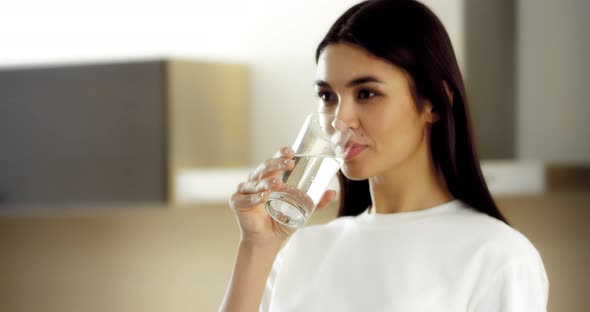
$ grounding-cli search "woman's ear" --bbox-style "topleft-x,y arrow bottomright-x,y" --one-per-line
443,80 -> 454,107
424,100 -> 440,124
423,81 -> 453,124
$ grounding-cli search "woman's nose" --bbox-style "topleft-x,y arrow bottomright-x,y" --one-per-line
334,97 -> 359,129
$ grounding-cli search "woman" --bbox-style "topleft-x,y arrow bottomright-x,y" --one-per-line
220,1 -> 548,311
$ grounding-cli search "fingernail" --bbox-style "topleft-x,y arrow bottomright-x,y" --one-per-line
285,147 -> 294,155
259,192 -> 266,199
284,159 -> 293,166
272,178 -> 280,184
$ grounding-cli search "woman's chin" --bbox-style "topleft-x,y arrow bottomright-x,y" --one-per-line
340,166 -> 369,181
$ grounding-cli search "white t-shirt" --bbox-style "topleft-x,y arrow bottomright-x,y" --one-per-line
260,199 -> 548,311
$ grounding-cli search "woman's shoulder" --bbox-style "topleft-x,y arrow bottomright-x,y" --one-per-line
454,204 -> 549,307
271,216 -> 353,271
282,215 -> 354,251
291,215 -> 354,240
452,203 -> 544,266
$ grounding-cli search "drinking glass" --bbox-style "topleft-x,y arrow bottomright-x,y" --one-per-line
265,113 -> 354,228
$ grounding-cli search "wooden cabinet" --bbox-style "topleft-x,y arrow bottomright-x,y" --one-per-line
0,59 -> 249,208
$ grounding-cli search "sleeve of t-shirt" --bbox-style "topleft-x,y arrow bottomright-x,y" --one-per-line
258,254 -> 280,312
259,237 -> 292,312
471,259 -> 549,312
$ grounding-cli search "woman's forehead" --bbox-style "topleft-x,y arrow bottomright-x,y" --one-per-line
316,43 -> 405,87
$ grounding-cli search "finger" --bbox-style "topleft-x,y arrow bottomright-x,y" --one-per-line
248,156 -> 295,182
273,146 -> 296,158
253,146 -> 295,181
229,191 -> 269,211
237,177 -> 282,194
316,190 -> 337,210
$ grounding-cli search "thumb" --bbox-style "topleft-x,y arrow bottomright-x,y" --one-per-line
316,190 -> 337,210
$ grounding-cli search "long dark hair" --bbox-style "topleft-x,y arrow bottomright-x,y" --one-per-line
315,0 -> 510,224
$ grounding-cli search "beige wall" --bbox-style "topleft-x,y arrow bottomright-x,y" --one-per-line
517,0 -> 590,163
0,192 -> 588,312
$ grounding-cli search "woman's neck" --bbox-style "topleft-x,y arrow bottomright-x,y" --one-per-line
368,138 -> 454,214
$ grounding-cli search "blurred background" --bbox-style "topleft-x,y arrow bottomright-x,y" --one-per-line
0,0 -> 588,311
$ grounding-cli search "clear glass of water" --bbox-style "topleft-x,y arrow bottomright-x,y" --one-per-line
265,113 -> 354,228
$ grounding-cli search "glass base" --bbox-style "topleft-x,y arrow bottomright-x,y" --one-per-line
265,192 -> 311,228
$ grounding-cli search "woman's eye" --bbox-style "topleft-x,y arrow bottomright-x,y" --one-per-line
358,89 -> 376,100
317,91 -> 335,103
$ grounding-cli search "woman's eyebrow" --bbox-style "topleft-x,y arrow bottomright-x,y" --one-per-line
314,76 -> 384,88
314,80 -> 331,88
346,76 -> 384,87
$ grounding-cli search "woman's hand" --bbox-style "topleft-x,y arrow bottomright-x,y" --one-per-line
229,146 -> 338,247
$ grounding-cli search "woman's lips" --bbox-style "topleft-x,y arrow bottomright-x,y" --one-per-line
346,143 -> 367,160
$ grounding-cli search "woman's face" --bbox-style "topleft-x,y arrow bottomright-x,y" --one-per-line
315,43 -> 437,180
